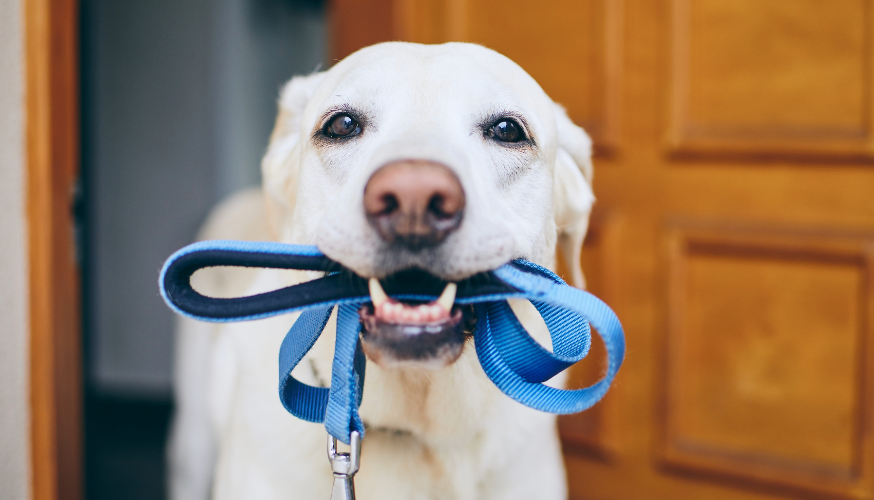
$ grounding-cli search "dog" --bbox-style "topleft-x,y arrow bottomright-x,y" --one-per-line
168,41 -> 595,500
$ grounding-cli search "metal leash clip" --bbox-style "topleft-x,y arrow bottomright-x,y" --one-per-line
327,431 -> 361,500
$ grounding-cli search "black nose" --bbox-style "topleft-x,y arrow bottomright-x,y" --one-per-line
363,160 -> 465,250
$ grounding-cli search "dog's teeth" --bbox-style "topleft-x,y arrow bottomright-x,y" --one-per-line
385,303 -> 399,321
377,302 -> 390,317
436,283 -> 457,312
369,278 -> 388,308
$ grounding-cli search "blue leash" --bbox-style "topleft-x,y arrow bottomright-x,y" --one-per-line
159,240 -> 625,445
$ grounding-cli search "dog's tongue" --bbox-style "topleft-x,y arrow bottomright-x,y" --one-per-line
368,278 -> 456,325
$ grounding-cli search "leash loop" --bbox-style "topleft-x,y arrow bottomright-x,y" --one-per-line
159,240 -> 626,445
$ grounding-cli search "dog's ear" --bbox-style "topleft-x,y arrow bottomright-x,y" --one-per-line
552,104 -> 595,289
261,72 -> 327,240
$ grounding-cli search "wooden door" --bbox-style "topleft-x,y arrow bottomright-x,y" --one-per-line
330,1 -> 874,498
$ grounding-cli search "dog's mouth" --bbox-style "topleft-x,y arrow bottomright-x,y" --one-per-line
359,274 -> 476,369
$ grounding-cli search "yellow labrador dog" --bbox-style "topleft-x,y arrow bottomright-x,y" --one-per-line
169,42 -> 595,500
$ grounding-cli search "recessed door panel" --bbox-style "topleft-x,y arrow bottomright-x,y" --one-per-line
670,0 -> 874,157
663,227 -> 873,496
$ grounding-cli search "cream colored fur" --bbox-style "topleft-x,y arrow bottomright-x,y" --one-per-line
169,42 -> 595,500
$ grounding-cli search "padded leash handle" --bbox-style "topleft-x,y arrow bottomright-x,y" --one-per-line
159,240 -> 361,322
159,240 -> 625,445
160,239 -> 518,323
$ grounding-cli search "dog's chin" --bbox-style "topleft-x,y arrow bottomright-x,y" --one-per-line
358,303 -> 476,370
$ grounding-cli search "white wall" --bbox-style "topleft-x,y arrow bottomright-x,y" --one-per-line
0,0 -> 30,498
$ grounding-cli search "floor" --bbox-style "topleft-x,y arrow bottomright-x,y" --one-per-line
85,396 -> 173,500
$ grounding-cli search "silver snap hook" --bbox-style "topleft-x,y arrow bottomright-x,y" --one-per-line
327,431 -> 361,500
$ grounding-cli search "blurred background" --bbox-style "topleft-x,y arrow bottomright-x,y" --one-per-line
73,0 -> 874,499
79,0 -> 325,498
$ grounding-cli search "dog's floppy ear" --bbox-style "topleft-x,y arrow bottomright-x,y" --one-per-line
552,104 -> 595,289
261,72 -> 327,240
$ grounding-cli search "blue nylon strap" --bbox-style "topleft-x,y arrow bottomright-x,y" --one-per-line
479,265 -> 625,414
277,307 -> 332,422
159,241 -> 625,445
488,300 -> 590,384
324,304 -> 367,441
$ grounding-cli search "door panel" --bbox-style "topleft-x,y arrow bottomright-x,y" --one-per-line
670,0 -> 874,158
662,226 -> 873,498
331,1 -> 874,498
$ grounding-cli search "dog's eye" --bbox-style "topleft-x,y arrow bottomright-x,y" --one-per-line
488,119 -> 524,143
324,114 -> 361,138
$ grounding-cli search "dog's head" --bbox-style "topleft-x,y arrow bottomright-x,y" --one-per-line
262,42 -> 594,369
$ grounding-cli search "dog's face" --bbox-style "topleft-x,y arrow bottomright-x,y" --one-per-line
263,42 -> 594,368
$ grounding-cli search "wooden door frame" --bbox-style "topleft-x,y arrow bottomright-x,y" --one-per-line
25,0 -> 83,499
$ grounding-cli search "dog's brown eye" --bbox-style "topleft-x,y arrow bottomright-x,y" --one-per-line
325,114 -> 361,138
489,119 -> 524,143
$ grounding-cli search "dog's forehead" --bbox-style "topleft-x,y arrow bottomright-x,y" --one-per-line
308,42 -> 553,124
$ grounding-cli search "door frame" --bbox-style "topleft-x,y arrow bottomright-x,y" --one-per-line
25,0 -> 83,499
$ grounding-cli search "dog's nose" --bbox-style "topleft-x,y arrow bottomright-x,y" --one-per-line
363,160 -> 465,250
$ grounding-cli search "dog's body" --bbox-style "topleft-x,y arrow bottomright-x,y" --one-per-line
169,42 -> 595,500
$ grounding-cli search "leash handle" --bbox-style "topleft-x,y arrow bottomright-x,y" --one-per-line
159,239 -> 519,323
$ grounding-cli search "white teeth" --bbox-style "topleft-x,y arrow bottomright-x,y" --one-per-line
436,283 -> 457,312
371,279 -> 455,322
369,278 -> 388,308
